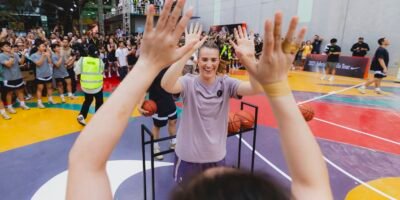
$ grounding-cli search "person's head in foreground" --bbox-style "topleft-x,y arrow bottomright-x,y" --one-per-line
170,167 -> 288,200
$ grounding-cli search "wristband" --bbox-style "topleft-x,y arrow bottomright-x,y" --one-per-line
262,81 -> 291,97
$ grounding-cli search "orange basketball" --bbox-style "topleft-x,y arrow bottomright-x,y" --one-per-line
142,100 -> 157,117
299,104 -> 314,121
228,112 -> 241,134
235,110 -> 255,129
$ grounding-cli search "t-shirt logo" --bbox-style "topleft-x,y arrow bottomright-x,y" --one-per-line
217,90 -> 223,97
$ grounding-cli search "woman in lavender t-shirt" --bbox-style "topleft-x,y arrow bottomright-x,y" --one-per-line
161,23 -> 263,183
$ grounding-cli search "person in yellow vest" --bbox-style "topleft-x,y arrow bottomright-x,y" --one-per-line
74,44 -> 104,126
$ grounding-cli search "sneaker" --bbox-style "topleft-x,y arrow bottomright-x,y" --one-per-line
38,102 -> 46,109
48,99 -> 57,105
170,139 -> 176,150
7,107 -> 17,114
77,115 -> 86,126
20,104 -> 30,110
25,94 -> 33,101
358,86 -> 366,94
375,88 -> 383,94
170,142 -> 176,150
154,147 -> 164,160
1,112 -> 11,120
320,75 -> 327,80
328,76 -> 334,81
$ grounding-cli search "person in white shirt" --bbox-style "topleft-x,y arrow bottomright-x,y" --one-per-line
115,41 -> 129,80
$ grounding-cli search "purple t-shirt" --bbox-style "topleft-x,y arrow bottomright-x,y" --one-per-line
175,74 -> 241,163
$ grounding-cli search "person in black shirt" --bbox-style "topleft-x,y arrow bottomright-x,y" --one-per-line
322,38 -> 341,81
358,37 -> 390,94
311,35 -> 323,54
138,68 -> 177,160
351,37 -> 370,57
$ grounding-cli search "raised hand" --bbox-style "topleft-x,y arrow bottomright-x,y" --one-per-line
139,0 -> 196,69
185,23 -> 208,53
229,26 -> 256,69
246,12 -> 306,85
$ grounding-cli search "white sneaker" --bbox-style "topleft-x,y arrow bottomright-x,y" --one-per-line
7,107 -> 17,114
328,76 -> 334,81
77,115 -> 86,126
170,142 -> 176,150
48,99 -> 57,105
25,94 -> 33,101
320,75 -> 327,80
38,102 -> 46,109
154,147 -> 164,160
1,112 -> 11,120
20,104 -> 30,110
375,88 -> 383,94
358,86 -> 366,94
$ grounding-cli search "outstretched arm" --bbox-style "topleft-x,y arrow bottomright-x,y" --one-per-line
66,1 -> 195,199
229,27 -> 263,96
246,12 -> 332,200
161,23 -> 207,94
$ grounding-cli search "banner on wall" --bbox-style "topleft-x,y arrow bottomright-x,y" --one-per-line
304,54 -> 370,79
209,23 -> 247,34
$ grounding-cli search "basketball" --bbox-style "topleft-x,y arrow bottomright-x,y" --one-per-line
228,112 -> 241,134
142,100 -> 157,117
299,104 -> 314,121
235,110 -> 255,129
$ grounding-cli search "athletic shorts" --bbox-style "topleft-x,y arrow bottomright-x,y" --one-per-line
2,78 -> 25,91
55,76 -> 70,84
326,62 -> 337,70
36,76 -> 52,84
152,109 -> 177,128
374,71 -> 387,79
173,154 -> 226,184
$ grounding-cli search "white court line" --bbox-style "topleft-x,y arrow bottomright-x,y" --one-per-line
298,82 -> 364,105
236,135 -> 292,181
324,157 -> 397,200
238,136 -> 396,199
314,117 -> 400,146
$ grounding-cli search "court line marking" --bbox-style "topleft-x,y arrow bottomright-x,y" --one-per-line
297,82 -> 365,105
324,157 -> 397,200
314,117 -> 400,146
236,135 -> 292,181
296,80 -> 400,146
238,136 -> 396,199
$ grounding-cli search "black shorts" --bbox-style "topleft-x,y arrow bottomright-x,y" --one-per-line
152,109 -> 178,128
2,78 -> 25,91
36,76 -> 53,84
55,76 -> 70,84
374,71 -> 387,79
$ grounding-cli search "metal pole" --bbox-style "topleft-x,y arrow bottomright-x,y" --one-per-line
150,133 -> 155,200
251,107 -> 259,173
97,0 -> 105,35
141,125 -> 147,200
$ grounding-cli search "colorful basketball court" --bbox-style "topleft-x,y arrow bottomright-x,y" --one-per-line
1,71 -> 399,200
